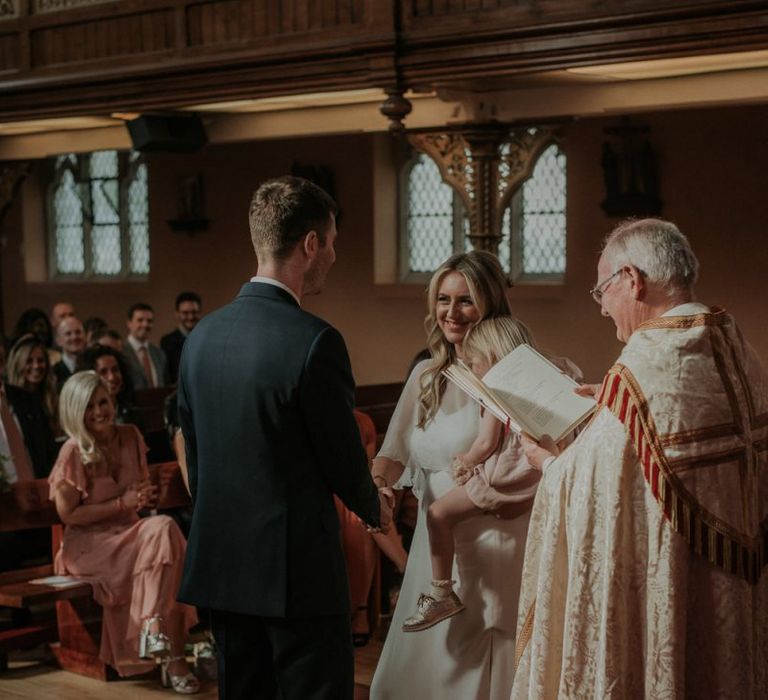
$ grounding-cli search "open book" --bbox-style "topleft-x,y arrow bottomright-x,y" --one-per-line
443,344 -> 596,442
28,575 -> 83,588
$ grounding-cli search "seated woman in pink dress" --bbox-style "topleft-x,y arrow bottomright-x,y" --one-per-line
49,370 -> 199,693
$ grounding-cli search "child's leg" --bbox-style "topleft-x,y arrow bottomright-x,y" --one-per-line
427,486 -> 482,582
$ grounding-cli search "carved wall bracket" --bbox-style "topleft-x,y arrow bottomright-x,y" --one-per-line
601,117 -> 662,217
0,161 -> 31,225
407,125 -> 559,253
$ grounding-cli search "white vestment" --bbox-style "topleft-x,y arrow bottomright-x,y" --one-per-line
512,306 -> 768,699
371,360 -> 531,699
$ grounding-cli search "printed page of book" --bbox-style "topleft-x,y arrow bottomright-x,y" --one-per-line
443,363 -> 523,431
481,344 -> 596,441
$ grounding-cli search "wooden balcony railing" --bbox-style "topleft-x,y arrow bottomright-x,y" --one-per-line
0,0 -> 766,121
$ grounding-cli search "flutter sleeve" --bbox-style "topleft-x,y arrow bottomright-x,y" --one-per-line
48,439 -> 89,501
376,359 -> 429,487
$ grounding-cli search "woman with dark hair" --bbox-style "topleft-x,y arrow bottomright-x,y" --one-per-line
13,308 -> 54,348
83,317 -> 108,346
76,346 -> 139,426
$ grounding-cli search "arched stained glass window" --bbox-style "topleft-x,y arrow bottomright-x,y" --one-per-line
47,149 -> 149,279
403,142 -> 566,282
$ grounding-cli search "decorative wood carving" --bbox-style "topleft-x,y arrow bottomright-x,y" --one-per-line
0,0 -> 17,20
33,0 -> 117,13
407,125 -> 558,252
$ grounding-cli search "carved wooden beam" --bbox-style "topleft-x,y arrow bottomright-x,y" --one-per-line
407,125 -> 558,253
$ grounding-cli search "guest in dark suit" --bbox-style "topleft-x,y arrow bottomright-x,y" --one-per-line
178,176 -> 391,700
123,303 -> 170,390
161,292 -> 202,383
51,316 -> 85,390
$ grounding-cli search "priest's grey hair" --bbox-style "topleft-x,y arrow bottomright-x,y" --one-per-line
602,218 -> 699,294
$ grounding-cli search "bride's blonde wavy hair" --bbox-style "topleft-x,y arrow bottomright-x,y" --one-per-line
58,371 -> 107,465
416,250 -> 512,428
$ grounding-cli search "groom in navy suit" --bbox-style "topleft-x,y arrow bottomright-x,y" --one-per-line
178,176 -> 389,699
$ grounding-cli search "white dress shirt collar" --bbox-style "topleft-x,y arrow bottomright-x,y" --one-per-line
250,276 -> 301,307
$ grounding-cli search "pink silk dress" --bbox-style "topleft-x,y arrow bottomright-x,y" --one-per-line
48,424 -> 197,676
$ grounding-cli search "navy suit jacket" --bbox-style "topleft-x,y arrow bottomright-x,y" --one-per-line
123,340 -> 169,389
177,282 -> 380,617
160,328 -> 186,383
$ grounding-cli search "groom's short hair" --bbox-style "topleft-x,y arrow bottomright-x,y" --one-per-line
249,176 -> 337,261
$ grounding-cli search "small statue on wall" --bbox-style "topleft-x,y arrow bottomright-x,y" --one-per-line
601,118 -> 663,218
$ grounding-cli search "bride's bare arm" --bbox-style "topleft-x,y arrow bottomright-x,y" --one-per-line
371,455 -> 405,490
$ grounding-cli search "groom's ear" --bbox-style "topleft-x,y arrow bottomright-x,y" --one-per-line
303,230 -> 319,259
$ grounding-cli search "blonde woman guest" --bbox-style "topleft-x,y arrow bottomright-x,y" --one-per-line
7,333 -> 59,433
49,371 -> 199,692
370,251 -> 530,699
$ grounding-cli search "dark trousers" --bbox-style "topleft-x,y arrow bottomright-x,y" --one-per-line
210,609 -> 354,700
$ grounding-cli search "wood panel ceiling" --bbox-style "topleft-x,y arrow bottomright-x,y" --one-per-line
0,0 -> 766,122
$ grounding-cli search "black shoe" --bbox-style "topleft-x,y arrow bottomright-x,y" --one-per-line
352,633 -> 371,648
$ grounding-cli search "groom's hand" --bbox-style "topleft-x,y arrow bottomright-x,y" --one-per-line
368,487 -> 394,534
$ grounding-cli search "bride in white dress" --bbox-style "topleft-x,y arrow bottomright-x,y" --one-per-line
370,251 -> 533,699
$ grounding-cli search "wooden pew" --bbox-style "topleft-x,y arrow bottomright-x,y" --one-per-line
354,382 -> 403,450
0,462 -> 189,678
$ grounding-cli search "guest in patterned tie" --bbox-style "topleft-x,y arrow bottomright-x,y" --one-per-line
123,303 -> 170,390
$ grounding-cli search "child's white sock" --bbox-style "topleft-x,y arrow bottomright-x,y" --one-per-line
430,579 -> 454,600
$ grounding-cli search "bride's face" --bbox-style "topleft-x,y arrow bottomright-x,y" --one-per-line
436,272 -> 481,350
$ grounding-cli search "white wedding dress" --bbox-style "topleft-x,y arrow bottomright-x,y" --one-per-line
370,361 -> 530,699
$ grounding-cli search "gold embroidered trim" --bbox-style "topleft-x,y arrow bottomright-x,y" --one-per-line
709,330 -> 746,436
667,448 -> 745,473
636,307 -> 726,332
659,423 -> 739,448
514,600 -> 536,671
597,366 -> 764,584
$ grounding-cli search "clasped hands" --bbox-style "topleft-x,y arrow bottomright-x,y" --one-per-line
122,479 -> 158,511
366,479 -> 394,534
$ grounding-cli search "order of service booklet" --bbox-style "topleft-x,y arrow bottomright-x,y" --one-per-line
443,343 -> 596,442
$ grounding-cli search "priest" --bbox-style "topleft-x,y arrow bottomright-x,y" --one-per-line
513,219 -> 767,698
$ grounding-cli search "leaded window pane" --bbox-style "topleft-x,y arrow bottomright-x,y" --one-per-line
520,145 -> 566,275
127,161 -> 150,274
47,149 -> 149,278
407,153 -> 454,272
53,168 -> 85,274
89,150 -> 118,179
91,224 -> 122,274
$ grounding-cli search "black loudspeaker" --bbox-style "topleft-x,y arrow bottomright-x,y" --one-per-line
126,114 -> 207,153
